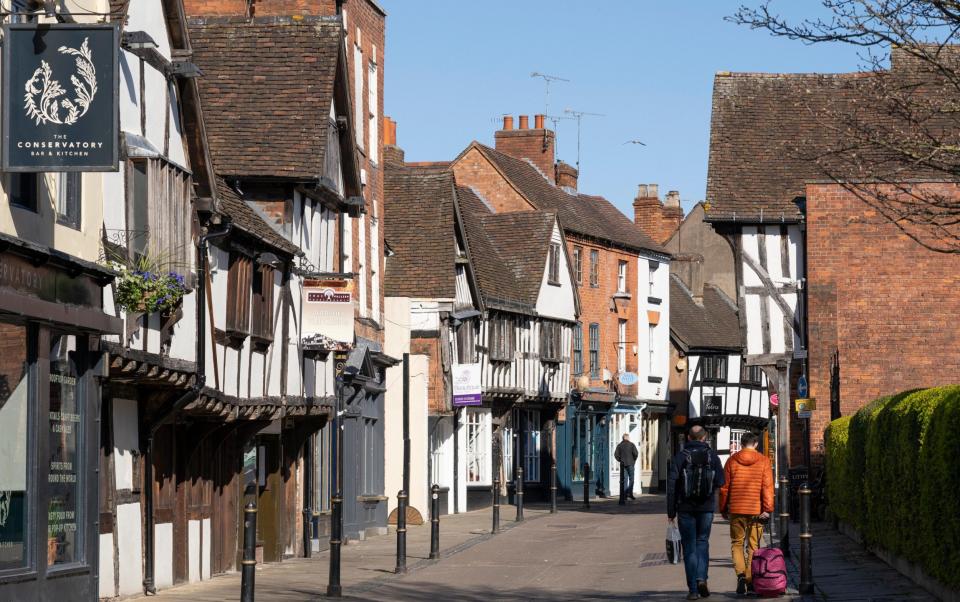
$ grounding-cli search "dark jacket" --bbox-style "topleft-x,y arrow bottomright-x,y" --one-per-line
666,440 -> 725,518
614,440 -> 639,466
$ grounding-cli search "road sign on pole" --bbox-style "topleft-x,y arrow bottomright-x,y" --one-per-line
798,375 -> 808,399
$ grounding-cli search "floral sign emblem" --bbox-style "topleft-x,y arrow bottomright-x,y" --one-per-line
23,37 -> 97,126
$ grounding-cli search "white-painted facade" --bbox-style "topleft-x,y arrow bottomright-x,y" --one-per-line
638,253 -> 672,401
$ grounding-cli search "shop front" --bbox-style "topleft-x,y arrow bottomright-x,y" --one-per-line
0,246 -> 120,601
557,390 -> 615,501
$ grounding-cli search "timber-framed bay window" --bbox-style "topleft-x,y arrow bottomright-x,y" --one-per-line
539,321 -> 563,364
699,355 -> 728,385
465,408 -> 491,485
487,314 -> 514,363
225,253 -> 253,340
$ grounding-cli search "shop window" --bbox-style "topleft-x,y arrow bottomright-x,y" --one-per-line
488,315 -> 514,363
539,321 -> 562,363
465,409 -> 490,485
0,323 -> 31,571
47,334 -> 81,566
502,426 -> 513,484
8,173 -> 39,212
520,409 -> 540,482
572,323 -> 583,376
56,172 -> 81,230
589,323 -> 600,378
547,243 -> 561,284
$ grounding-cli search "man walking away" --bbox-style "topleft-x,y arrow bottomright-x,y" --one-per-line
614,433 -> 639,504
719,432 -> 774,596
667,425 -> 724,600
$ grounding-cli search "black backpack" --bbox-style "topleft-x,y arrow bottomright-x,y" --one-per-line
681,448 -> 715,501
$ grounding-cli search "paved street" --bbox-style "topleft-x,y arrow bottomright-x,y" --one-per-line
129,495 -> 933,601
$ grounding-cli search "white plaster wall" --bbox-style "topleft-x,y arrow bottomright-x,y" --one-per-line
202,518 -> 211,580
638,256 -> 671,401
266,271 -> 284,397
98,532 -> 115,599
535,223 -> 577,321
384,352 -> 429,516
168,290 -> 198,361
455,408 -> 468,512
112,398 -> 139,491
188,519 -> 200,583
116,502 -> 144,596
155,522 -> 174,590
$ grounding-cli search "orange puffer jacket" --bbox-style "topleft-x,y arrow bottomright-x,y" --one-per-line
719,448 -> 774,516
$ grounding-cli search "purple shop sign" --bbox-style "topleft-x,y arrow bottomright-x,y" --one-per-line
452,363 -> 482,406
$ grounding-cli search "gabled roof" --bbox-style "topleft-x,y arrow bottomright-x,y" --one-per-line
383,165 -> 457,299
479,211 -> 557,307
466,143 -> 666,255
215,178 -> 299,256
187,16 -> 345,180
670,274 -> 741,352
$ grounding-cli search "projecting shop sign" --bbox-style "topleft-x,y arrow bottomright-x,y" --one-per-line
452,363 -> 482,406
2,24 -> 119,171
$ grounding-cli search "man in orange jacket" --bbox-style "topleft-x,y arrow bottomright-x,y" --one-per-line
719,432 -> 774,596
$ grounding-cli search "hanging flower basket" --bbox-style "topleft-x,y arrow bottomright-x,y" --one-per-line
114,268 -> 187,315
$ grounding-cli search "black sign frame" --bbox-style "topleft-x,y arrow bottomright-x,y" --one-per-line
2,23 -> 119,172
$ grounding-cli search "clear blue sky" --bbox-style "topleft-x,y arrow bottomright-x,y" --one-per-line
378,1 -> 869,216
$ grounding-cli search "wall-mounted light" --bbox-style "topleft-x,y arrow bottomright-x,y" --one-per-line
121,31 -> 159,51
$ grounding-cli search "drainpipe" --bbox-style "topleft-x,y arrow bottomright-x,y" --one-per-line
142,222 -> 231,595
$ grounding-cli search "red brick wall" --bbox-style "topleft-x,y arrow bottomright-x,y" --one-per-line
493,127 -> 556,184
451,147 -> 535,213
806,182 -> 960,463
184,0 -> 336,16
568,235 -> 639,398
634,195 -> 681,244
410,337 -> 447,414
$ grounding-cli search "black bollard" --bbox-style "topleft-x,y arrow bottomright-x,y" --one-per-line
302,505 -> 312,559
241,502 -> 257,602
799,484 -> 814,594
492,477 -> 500,534
779,476 -> 791,557
430,484 -> 441,560
583,463 -> 591,509
395,490 -> 408,574
327,493 -> 342,597
515,466 -> 525,521
550,462 -> 558,514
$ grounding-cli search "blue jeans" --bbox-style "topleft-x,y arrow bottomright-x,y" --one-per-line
677,511 -> 713,593
620,465 -> 635,500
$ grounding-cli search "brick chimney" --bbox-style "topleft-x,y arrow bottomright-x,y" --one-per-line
662,190 -> 683,239
555,161 -> 578,191
382,116 -> 405,165
494,114 -> 556,183
634,185 -> 684,244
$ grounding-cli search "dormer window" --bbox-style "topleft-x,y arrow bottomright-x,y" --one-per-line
547,242 -> 561,285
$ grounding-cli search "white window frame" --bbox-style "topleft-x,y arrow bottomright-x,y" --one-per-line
358,214 -> 367,317
648,261 -> 658,298
353,39 -> 364,150
370,202 -> 380,323
648,323 -> 656,374
618,319 -> 627,374
466,408 -> 491,485
367,51 -> 378,165
502,426 -> 513,484
617,260 -> 628,293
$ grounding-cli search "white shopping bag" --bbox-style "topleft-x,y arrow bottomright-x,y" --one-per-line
665,524 -> 682,564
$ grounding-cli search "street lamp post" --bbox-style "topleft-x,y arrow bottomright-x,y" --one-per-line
328,364 -> 357,597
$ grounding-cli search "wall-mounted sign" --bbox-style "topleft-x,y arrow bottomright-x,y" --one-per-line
797,375 -> 808,398
618,372 -> 639,386
302,279 -> 354,350
703,395 -> 722,416
2,24 -> 119,171
795,398 -> 815,420
452,363 -> 481,406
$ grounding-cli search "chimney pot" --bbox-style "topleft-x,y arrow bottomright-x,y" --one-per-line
665,190 -> 681,208
534,114 -> 545,129
384,116 -> 397,146
503,115 -> 514,131
518,115 -> 529,130
637,184 -> 648,198
649,184 -> 659,199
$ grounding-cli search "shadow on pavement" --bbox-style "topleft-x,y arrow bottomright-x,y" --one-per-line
347,582 -> 743,601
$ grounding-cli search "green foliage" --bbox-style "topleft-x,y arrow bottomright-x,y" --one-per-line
111,255 -> 187,315
824,386 -> 960,588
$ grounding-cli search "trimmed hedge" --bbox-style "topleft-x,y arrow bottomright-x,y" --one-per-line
824,386 -> 960,588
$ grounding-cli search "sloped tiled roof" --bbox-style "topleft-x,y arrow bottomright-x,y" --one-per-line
479,211 -> 556,307
670,274 -> 741,352
188,17 -> 341,179
215,178 -> 299,255
383,165 -> 457,299
473,144 -> 666,255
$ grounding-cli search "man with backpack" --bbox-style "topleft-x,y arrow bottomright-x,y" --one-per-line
719,432 -> 776,596
667,425 -> 725,600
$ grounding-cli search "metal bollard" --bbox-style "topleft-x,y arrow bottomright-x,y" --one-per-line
799,484 -> 814,594
515,466 -> 525,521
430,484 -> 441,559
241,502 -> 257,602
492,478 -> 500,534
302,505 -> 312,559
550,462 -> 558,514
327,493 -> 343,597
779,476 -> 791,557
583,463 -> 591,509
395,490 -> 408,574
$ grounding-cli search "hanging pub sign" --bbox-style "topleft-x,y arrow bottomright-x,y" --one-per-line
302,279 -> 354,351
2,23 -> 119,171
